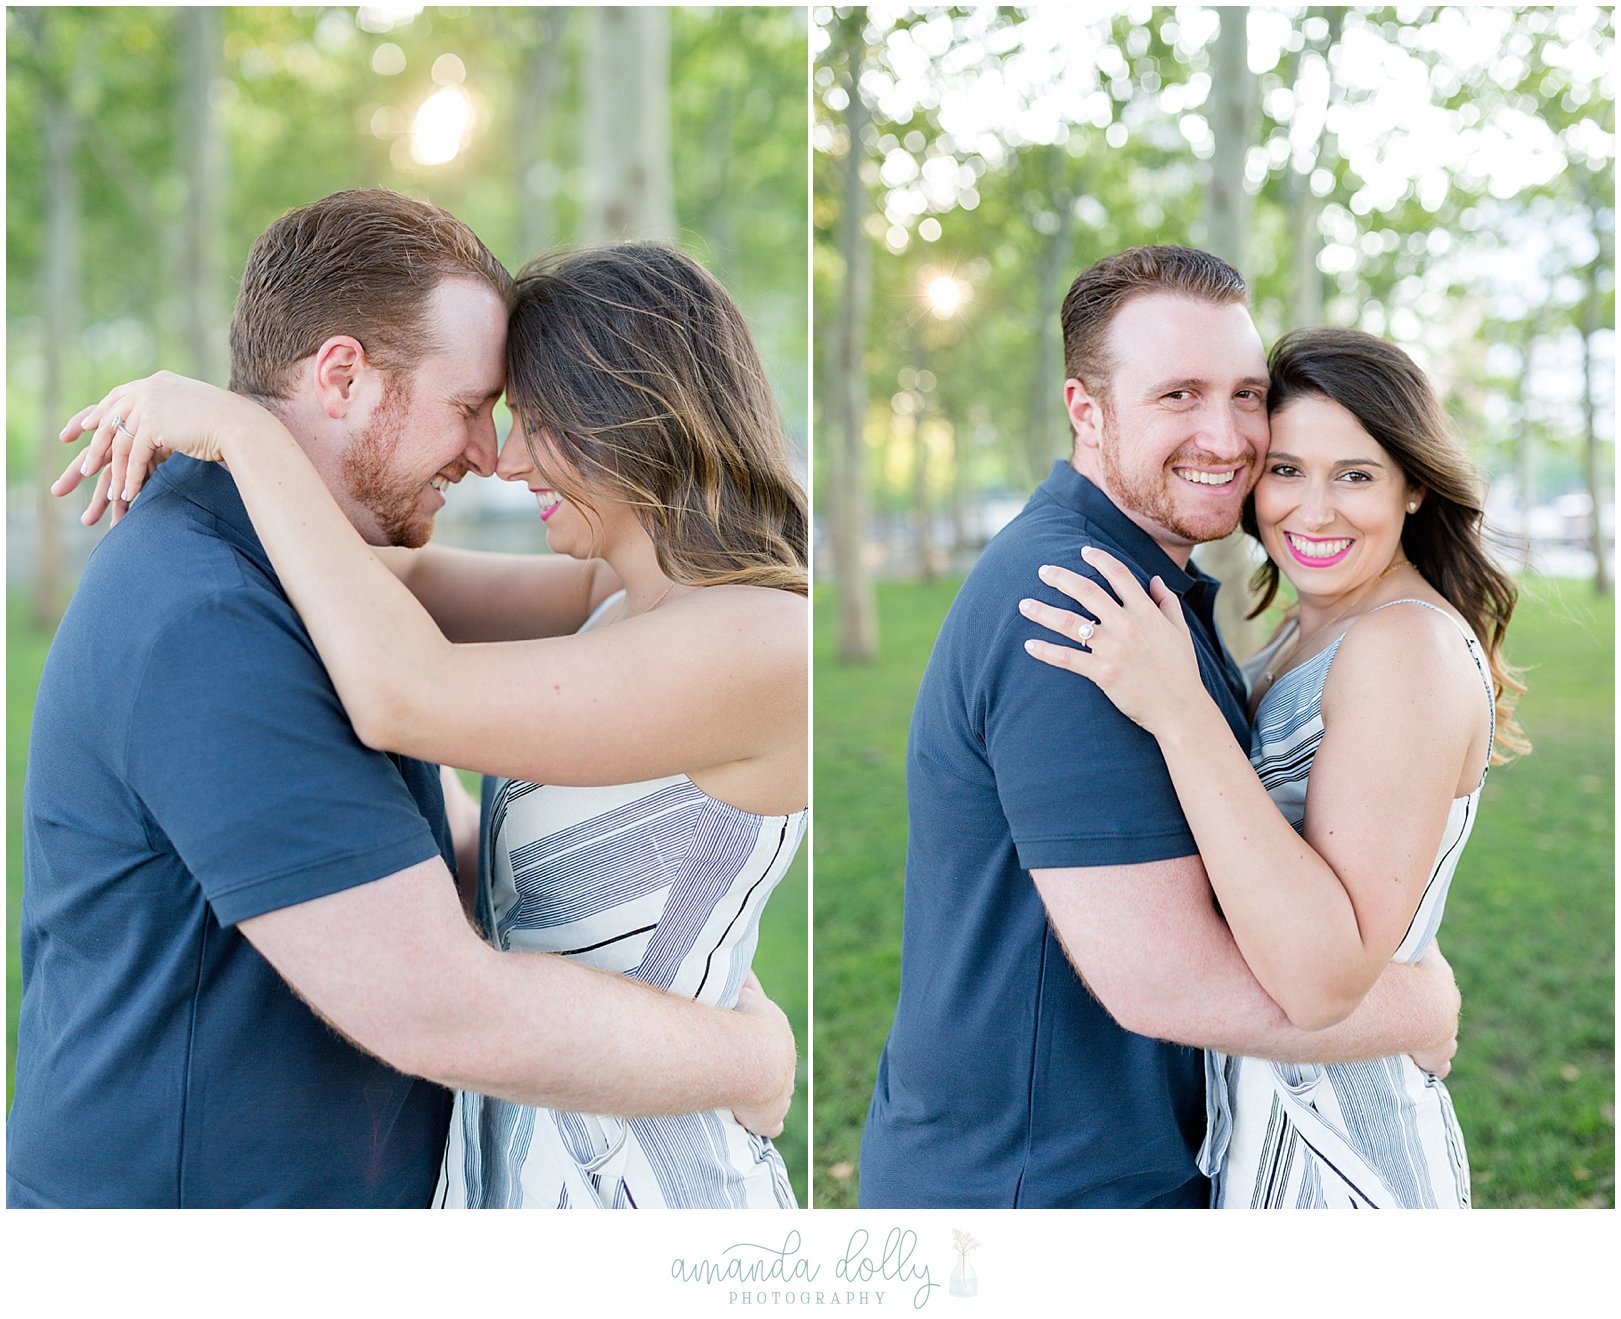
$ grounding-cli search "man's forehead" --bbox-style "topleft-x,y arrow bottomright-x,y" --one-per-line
1108,293 -> 1266,375
421,278 -> 507,392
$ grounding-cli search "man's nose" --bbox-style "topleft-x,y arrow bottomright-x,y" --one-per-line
1197,401 -> 1250,460
464,413 -> 499,478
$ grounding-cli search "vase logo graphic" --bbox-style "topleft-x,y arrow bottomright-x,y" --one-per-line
949,1229 -> 979,1298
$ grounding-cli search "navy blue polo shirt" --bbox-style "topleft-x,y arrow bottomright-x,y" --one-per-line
9,456 -> 456,1207
859,461 -> 1250,1207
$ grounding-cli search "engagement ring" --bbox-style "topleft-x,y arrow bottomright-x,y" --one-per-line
1076,619 -> 1096,643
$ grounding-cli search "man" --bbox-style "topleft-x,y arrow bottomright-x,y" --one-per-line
858,245 -> 1459,1208
8,190 -> 792,1208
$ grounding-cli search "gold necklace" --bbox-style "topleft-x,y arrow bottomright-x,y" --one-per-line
1260,558 -> 1412,689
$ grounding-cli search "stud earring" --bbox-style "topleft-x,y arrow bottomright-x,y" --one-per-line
1407,501 -> 1418,513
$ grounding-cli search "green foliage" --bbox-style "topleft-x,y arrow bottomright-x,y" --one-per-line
814,5 -> 1615,516
6,7 -> 809,475
811,574 -> 1614,1208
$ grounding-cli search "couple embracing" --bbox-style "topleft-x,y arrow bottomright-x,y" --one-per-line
861,245 -> 1526,1209
10,190 -> 808,1209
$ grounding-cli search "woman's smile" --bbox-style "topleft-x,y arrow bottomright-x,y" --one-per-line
531,486 -> 563,521
1281,532 -> 1354,567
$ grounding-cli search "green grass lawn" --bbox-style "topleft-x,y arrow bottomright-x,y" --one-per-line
6,595 -> 808,1201
812,574 -> 1614,1209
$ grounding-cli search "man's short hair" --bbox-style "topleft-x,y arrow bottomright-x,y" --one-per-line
1060,245 -> 1248,399
228,188 -> 515,401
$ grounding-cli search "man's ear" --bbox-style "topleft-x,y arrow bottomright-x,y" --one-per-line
1064,377 -> 1107,454
311,336 -> 371,420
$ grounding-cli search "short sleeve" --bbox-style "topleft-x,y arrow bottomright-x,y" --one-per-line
981,566 -> 1199,872
123,589 -> 446,926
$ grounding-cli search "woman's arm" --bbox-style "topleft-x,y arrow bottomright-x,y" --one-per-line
1022,548 -> 1480,1029
54,385 -> 619,645
69,373 -> 805,791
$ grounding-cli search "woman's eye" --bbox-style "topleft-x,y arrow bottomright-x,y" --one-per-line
1267,464 -> 1300,478
1339,470 -> 1372,483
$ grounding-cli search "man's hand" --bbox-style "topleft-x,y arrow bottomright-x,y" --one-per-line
1407,942 -> 1461,1078
729,971 -> 796,1138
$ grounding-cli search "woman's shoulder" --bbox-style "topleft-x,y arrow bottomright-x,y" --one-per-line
1324,595 -> 1484,720
1345,593 -> 1476,654
677,581 -> 807,622
655,583 -> 807,669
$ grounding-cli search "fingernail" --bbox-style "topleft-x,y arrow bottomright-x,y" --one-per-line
1018,598 -> 1036,615
1080,545 -> 1096,560
80,456 -> 93,476
1024,639 -> 1039,654
1038,565 -> 1055,581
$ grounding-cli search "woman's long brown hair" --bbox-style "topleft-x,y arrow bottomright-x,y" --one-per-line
505,243 -> 807,596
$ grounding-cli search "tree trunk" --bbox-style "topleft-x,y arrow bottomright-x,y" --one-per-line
1516,320 -> 1537,571
36,36 -> 80,627
912,336 -> 936,582
1026,150 -> 1075,488
1580,210 -> 1610,594
583,8 -> 676,241
950,414 -> 970,556
1286,178 -> 1324,330
1285,8 -> 1341,330
516,8 -> 570,255
1200,7 -> 1266,656
178,6 -> 224,382
829,17 -> 879,661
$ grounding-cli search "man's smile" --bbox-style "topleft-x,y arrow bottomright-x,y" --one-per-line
1172,465 -> 1242,488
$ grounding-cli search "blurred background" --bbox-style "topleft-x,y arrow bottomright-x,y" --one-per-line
813,5 -> 1613,1208
5,4 -> 810,1196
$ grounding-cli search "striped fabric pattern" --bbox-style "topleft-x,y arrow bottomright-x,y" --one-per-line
435,593 -> 806,1210
1201,599 -> 1493,1210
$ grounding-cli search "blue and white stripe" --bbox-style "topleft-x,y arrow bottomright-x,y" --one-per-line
436,592 -> 806,1211
439,777 -> 804,1210
1201,599 -> 1492,1210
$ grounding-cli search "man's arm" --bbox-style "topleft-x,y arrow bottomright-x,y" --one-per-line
1032,855 -> 1458,1066
240,857 -> 794,1130
374,544 -> 621,643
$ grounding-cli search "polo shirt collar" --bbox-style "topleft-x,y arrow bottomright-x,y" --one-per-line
1035,460 -> 1222,608
149,455 -> 274,573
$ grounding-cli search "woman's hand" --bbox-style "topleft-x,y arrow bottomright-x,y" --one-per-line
1018,544 -> 1204,737
52,371 -> 265,526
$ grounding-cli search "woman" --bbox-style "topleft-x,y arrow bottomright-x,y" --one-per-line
62,244 -> 807,1209
1021,327 -> 1527,1208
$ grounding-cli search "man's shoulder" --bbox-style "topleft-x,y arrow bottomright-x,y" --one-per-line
80,493 -> 279,609
919,503 -> 1072,710
953,490 -> 1132,621
54,503 -> 298,685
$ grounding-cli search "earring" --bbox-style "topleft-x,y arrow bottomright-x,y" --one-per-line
1407,501 -> 1418,513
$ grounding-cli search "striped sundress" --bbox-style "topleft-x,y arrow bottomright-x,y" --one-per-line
1198,599 -> 1492,1209
435,593 -> 805,1209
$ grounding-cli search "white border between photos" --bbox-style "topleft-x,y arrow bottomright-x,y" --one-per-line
1,1207 -> 1616,1315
